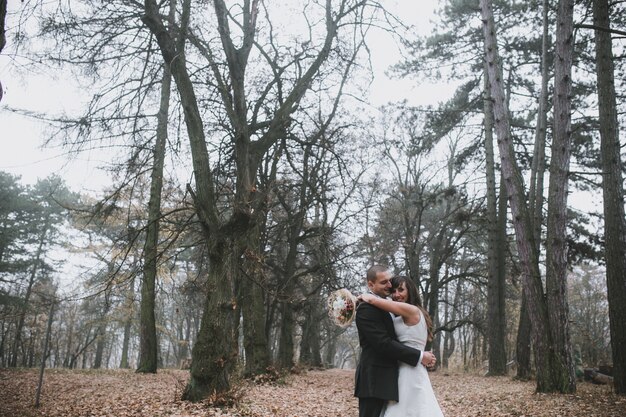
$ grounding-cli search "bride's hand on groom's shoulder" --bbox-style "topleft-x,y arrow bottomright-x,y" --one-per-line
357,293 -> 375,304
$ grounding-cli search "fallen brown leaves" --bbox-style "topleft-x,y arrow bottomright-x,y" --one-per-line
1,367 -> 625,416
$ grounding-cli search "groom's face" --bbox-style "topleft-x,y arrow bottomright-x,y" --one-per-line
368,271 -> 392,298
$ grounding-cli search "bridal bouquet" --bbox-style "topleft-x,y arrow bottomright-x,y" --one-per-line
327,289 -> 357,328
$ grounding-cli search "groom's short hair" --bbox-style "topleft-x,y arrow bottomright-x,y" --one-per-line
366,265 -> 388,282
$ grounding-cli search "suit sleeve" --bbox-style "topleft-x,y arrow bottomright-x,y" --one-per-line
356,303 -> 420,366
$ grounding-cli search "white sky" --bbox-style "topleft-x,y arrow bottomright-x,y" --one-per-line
0,0 -> 441,191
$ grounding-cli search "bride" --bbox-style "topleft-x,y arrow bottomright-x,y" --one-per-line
359,276 -> 444,417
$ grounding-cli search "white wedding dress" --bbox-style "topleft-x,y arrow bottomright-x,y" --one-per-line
382,311 -> 444,417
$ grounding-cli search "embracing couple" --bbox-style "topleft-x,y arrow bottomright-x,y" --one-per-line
354,265 -> 444,417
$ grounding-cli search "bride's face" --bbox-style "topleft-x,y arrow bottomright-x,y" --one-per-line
391,282 -> 408,303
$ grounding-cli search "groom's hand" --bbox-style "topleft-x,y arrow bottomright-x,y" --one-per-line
421,351 -> 436,368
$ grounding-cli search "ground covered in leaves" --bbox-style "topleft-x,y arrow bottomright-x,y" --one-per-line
1,367 -> 625,416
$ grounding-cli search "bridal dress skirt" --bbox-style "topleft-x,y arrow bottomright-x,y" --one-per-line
381,362 -> 444,417
382,314 -> 444,417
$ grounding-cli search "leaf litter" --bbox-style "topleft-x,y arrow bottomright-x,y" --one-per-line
1,367 -> 625,416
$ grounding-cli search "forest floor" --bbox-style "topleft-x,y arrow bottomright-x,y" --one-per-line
1,367 -> 625,417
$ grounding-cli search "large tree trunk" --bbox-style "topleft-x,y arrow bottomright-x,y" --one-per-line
480,0 -> 572,393
483,65 -> 507,376
184,248 -> 238,401
137,0 -> 174,375
593,0 -> 626,395
144,0 -> 350,399
232,103 -> 271,378
544,0 -> 576,393
518,0 -> 550,381
143,0 -> 236,398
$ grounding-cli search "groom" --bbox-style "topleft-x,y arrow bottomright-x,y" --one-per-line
354,265 -> 436,417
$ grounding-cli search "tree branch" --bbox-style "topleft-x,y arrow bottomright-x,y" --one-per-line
574,23 -> 626,37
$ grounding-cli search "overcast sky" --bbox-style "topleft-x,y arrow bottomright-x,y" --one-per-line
0,1 -> 440,192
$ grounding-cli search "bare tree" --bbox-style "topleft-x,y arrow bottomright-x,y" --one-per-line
142,0 -> 372,399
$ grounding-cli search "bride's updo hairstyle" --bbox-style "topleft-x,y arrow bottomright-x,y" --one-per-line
391,276 -> 434,342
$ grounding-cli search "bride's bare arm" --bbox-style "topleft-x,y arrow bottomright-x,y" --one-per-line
358,293 -> 420,322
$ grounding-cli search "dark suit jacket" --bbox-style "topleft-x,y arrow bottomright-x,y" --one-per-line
354,301 -> 421,401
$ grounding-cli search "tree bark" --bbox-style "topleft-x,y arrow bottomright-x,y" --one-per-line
183,248 -> 238,401
544,0 -> 576,393
593,0 -> 626,395
480,0 -> 572,393
484,65 -> 507,376
518,0 -> 550,381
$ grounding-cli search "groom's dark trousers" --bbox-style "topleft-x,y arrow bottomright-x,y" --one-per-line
358,397 -> 385,417
354,302 -> 421,417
